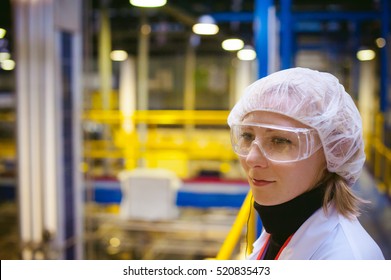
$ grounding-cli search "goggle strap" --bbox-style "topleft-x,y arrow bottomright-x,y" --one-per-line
305,132 -> 322,157
304,132 -> 312,158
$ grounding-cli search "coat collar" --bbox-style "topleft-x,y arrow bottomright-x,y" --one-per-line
278,203 -> 340,259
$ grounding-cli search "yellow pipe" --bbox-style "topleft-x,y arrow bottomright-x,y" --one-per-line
246,202 -> 257,256
373,113 -> 383,179
216,191 -> 254,260
375,113 -> 384,140
385,153 -> 390,196
374,139 -> 383,179
384,149 -> 391,195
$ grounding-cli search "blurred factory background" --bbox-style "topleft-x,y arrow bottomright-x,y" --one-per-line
0,0 -> 390,260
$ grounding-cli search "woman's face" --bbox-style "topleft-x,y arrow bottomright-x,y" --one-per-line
238,111 -> 327,206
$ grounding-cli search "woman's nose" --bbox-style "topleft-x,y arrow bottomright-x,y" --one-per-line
245,141 -> 269,168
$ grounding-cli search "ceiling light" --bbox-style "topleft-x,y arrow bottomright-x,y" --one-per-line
222,38 -> 244,51
140,24 -> 151,35
110,50 -> 128,61
237,46 -> 257,61
192,15 -> 219,35
356,49 -> 376,61
376,38 -> 386,48
130,0 -> 167,8
1,59 -> 15,71
0,28 -> 6,39
0,52 -> 10,62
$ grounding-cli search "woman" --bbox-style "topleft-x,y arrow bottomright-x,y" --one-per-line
228,67 -> 384,260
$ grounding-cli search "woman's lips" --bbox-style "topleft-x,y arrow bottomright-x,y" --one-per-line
250,177 -> 275,187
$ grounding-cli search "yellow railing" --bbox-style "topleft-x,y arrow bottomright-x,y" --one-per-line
0,112 -> 16,159
82,110 -> 236,177
366,113 -> 391,197
215,191 -> 257,260
0,141 -> 15,158
84,110 -> 230,125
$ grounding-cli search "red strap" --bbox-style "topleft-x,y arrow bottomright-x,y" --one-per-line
257,234 -> 293,260
274,234 -> 293,259
256,235 -> 271,260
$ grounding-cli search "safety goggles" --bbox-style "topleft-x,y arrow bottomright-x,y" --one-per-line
230,122 -> 322,163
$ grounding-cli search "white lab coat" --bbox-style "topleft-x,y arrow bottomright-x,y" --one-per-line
248,203 -> 385,260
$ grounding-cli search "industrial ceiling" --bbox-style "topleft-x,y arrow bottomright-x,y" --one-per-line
0,1 -> 386,62
87,0 -> 384,56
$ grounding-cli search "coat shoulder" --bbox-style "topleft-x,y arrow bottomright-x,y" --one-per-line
311,216 -> 384,260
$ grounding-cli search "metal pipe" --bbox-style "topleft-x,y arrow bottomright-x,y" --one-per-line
98,6 -> 112,174
184,41 -> 196,112
137,13 -> 150,167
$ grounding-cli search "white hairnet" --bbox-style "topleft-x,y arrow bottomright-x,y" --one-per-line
228,67 -> 365,186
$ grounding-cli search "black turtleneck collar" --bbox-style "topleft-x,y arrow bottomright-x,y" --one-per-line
253,185 -> 325,259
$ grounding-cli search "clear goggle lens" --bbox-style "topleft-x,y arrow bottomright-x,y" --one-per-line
230,123 -> 322,162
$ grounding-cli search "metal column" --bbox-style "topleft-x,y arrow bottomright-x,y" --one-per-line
14,0 -> 83,259
254,0 -> 274,78
280,0 -> 293,69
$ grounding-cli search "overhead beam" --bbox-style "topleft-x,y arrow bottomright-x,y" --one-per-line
210,11 -> 381,23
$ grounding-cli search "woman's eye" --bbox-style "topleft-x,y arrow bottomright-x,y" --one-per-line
240,132 -> 254,142
271,137 -> 292,145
